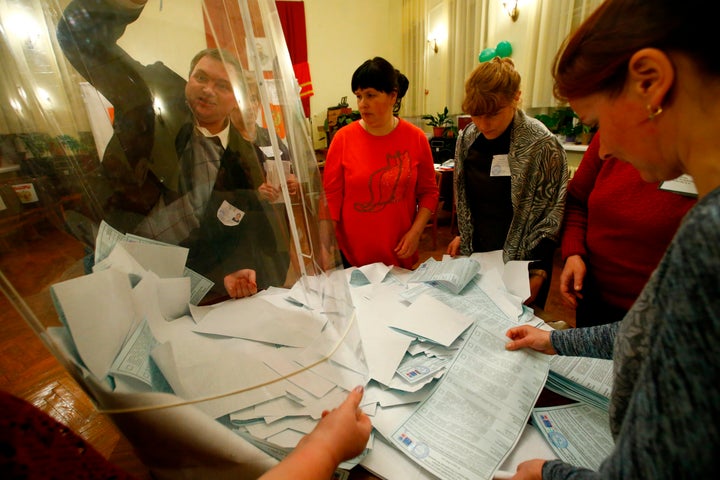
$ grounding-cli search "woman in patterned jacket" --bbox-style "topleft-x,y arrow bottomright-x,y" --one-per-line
447,57 -> 568,307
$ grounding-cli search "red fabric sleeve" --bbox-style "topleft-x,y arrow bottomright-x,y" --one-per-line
561,132 -> 602,261
415,133 -> 440,213
0,390 -> 137,479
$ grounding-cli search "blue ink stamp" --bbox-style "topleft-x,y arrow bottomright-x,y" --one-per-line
548,431 -> 569,449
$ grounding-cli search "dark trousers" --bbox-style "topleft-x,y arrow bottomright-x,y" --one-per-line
575,274 -> 628,328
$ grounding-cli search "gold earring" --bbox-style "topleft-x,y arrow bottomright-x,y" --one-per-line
647,104 -> 663,120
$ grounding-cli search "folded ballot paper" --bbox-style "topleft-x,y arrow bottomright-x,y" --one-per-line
48,221 -> 370,476
407,256 -> 480,294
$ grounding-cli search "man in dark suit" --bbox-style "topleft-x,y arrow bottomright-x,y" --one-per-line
57,0 -> 289,299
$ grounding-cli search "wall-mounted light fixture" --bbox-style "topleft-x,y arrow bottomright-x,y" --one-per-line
502,0 -> 520,22
428,37 -> 438,54
7,10 -> 43,50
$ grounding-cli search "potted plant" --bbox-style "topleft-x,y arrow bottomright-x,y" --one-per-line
324,97 -> 357,146
18,132 -> 52,159
535,107 -> 587,143
55,134 -> 83,155
422,106 -> 455,138
335,110 -> 361,129
559,111 -> 597,145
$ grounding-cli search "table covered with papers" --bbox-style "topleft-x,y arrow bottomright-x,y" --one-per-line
49,228 -> 611,480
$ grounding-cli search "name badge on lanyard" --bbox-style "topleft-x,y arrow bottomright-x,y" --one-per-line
490,154 -> 511,176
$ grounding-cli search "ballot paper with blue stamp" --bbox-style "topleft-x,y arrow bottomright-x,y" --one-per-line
531,403 -> 614,470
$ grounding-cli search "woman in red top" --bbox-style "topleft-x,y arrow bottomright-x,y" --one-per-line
560,131 -> 696,327
323,57 -> 439,269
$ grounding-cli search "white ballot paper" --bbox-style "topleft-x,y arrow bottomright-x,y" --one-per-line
659,173 -> 698,197
192,295 -> 323,348
94,220 -> 213,304
469,251 -> 535,316
531,403 -> 614,470
389,318 -> 550,480
50,268 -> 137,380
352,281 -> 414,387
48,222 -> 565,479
387,293 -> 474,347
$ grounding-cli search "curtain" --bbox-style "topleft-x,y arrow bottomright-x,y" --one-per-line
204,0 -> 312,117
203,0 -> 262,68
276,1 -> 312,117
401,0 -> 427,117
524,0 -> 604,108
437,0 -> 604,111
0,0 -> 88,137
523,0 -> 574,108
571,0 -> 604,27
446,0 -> 487,113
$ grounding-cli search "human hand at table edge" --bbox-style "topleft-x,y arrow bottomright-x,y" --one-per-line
510,458 -> 546,479
446,235 -> 461,256
559,254 -> 586,308
505,326 -> 556,355
395,228 -> 422,259
396,207 -> 432,259
223,269 -> 257,299
258,385 -> 372,480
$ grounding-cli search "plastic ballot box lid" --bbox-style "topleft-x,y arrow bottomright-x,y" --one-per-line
0,1 -> 367,477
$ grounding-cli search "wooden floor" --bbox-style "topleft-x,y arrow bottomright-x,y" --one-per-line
0,216 -> 574,479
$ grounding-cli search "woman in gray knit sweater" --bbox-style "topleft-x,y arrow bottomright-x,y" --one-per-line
504,0 -> 720,478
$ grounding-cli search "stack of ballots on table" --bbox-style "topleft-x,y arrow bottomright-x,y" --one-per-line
530,402 -> 614,471
545,355 -> 613,411
530,356 -> 614,471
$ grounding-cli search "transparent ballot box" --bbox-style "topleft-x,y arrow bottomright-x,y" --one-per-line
0,1 -> 367,478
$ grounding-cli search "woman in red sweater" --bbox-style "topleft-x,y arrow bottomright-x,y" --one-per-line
323,57 -> 439,269
560,131 -> 696,327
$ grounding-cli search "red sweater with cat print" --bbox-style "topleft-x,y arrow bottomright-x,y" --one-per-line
324,120 -> 439,269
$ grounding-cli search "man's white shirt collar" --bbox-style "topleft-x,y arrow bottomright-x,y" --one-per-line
196,123 -> 230,149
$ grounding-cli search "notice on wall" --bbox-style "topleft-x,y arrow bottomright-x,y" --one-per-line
12,183 -> 39,203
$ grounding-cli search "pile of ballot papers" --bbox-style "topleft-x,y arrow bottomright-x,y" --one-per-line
48,221 -> 370,474
48,233 -> 581,480
530,355 -> 614,472
544,355 -> 612,411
